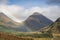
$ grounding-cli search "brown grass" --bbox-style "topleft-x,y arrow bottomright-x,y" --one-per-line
0,32 -> 53,40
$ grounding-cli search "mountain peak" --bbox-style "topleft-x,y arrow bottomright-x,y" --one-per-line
56,17 -> 60,22
0,12 -> 7,18
0,12 -> 5,14
25,12 -> 53,31
33,12 -> 41,15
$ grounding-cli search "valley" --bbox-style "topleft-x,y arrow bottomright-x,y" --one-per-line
0,12 -> 60,40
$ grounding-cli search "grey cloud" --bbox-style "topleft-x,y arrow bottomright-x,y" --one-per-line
46,0 -> 60,5
0,4 -> 60,22
0,0 -> 8,4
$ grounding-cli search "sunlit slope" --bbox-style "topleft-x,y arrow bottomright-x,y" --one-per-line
51,17 -> 60,34
0,12 -> 31,32
39,17 -> 60,34
0,12 -> 20,28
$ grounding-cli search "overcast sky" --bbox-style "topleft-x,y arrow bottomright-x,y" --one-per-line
0,0 -> 60,22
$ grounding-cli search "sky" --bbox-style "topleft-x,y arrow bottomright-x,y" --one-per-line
0,0 -> 60,22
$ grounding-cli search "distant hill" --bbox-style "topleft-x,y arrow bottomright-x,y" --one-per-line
24,12 -> 53,31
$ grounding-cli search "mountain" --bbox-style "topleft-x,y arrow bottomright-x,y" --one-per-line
55,17 -> 60,22
37,17 -> 60,40
0,12 -> 19,27
0,12 -> 19,32
11,23 -> 32,32
39,17 -> 60,34
24,12 -> 53,31
0,12 -> 31,32
50,17 -> 60,34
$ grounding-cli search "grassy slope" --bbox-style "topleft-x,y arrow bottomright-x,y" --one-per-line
0,25 -> 16,33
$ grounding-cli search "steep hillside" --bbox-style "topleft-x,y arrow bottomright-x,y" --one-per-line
0,12 -> 31,32
39,17 -> 60,34
0,12 -> 19,28
51,17 -> 60,34
24,12 -> 53,31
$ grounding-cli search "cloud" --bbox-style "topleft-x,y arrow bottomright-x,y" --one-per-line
0,0 -> 8,4
0,4 -> 60,22
47,0 -> 60,5
0,4 -> 33,22
41,6 -> 60,21
0,0 -> 60,22
27,6 -> 60,21
0,5 -> 24,22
